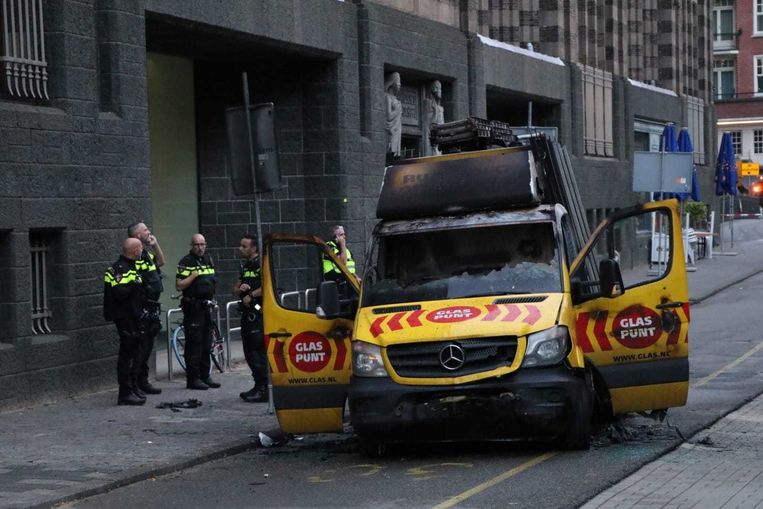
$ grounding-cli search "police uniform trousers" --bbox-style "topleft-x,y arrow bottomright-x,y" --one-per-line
182,299 -> 213,382
136,298 -> 162,388
241,308 -> 267,389
115,319 -> 142,396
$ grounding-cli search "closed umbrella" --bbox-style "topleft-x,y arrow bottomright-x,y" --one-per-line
652,123 -> 678,271
655,123 -> 679,201
715,132 -> 738,252
715,132 -> 737,196
677,127 -> 701,202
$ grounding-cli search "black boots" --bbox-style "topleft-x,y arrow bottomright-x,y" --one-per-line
138,383 -> 162,395
240,386 -> 268,403
186,379 -> 209,390
200,378 -> 221,389
117,392 -> 146,406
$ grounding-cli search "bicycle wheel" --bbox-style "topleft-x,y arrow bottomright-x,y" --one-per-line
210,323 -> 225,373
172,325 -> 187,372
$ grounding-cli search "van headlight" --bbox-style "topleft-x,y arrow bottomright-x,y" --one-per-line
521,326 -> 569,367
352,341 -> 388,377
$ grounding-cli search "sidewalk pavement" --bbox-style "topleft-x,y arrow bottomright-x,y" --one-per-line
2,219 -> 763,509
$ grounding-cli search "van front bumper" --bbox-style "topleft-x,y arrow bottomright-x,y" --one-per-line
348,367 -> 586,442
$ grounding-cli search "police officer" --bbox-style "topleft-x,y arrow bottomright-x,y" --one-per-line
233,235 -> 268,403
128,222 -> 165,396
323,225 -> 356,281
103,238 -> 146,406
176,233 -> 220,390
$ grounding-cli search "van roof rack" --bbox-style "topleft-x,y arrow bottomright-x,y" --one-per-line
430,117 -> 519,153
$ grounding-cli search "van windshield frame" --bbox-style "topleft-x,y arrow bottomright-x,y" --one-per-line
362,221 -> 562,307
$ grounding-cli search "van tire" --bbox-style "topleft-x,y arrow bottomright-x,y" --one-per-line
562,382 -> 593,451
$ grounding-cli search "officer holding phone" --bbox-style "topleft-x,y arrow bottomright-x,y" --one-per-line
322,225 -> 356,281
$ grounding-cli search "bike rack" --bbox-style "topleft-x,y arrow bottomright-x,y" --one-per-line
165,303 -> 224,381
166,307 -> 182,381
225,300 -> 242,369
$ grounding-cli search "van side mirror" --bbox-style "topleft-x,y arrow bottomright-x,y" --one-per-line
316,281 -> 340,319
599,258 -> 624,298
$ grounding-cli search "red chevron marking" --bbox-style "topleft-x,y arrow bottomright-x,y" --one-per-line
407,309 -> 425,327
370,316 -> 385,338
273,340 -> 288,373
482,304 -> 501,321
522,305 -> 541,325
333,337 -> 347,370
387,312 -> 405,331
575,313 -> 595,353
593,312 -> 612,351
501,304 -> 521,322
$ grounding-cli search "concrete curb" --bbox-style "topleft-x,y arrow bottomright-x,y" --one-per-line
30,438 -> 260,509
690,267 -> 763,304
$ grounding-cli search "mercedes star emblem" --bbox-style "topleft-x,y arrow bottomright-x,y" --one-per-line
439,344 -> 465,371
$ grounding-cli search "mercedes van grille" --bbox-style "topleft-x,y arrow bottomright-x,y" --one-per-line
387,337 -> 518,378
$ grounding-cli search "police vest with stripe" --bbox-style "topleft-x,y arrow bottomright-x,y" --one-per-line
323,240 -> 355,275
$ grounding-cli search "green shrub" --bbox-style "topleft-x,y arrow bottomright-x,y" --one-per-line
683,200 -> 708,226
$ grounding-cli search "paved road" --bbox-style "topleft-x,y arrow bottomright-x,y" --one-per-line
61,258 -> 763,508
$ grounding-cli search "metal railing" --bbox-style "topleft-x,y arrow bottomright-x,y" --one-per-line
1,0 -> 49,100
279,288 -> 316,311
29,233 -> 51,334
165,303 -> 224,381
225,300 -> 241,368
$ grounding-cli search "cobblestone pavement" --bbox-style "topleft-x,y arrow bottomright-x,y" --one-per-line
582,394 -> 763,508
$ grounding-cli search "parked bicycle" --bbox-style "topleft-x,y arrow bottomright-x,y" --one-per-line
171,298 -> 225,374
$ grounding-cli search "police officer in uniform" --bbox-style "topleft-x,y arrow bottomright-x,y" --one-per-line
233,235 -> 268,403
103,238 -> 146,406
176,233 -> 220,390
323,225 -> 356,281
128,222 -> 165,396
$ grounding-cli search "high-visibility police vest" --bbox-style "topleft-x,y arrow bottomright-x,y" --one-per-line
103,255 -> 144,322
135,249 -> 163,298
323,240 -> 355,276
176,253 -> 216,300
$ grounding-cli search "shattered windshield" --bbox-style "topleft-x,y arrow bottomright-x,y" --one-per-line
362,221 -> 562,307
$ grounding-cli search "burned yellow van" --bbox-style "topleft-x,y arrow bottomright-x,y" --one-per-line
263,141 -> 689,453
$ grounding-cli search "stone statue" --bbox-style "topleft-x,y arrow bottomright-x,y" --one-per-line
385,72 -> 402,158
423,79 -> 445,156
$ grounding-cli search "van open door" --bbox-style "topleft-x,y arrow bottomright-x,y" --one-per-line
262,233 -> 359,433
569,200 -> 689,414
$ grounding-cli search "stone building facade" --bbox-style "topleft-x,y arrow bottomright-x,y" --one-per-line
0,0 -> 715,408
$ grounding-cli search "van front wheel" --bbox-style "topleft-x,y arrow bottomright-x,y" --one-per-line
562,386 -> 593,450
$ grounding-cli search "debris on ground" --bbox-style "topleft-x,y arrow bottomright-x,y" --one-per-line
155,399 -> 203,412
258,428 -> 291,448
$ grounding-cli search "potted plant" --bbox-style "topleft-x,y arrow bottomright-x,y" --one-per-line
684,200 -> 708,229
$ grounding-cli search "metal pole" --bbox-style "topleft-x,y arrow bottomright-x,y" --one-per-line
241,72 -> 274,414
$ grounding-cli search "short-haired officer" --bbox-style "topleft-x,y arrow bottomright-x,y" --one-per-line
233,234 -> 268,403
176,233 -> 220,390
103,238 -> 146,406
323,225 -> 356,281
127,222 -> 165,396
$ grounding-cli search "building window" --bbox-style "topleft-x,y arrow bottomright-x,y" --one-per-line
756,56 -> 763,95
730,131 -> 742,157
755,130 -> 763,154
30,231 -> 52,334
581,65 -> 614,157
0,0 -> 49,100
713,58 -> 736,99
757,0 -> 763,34
686,96 -> 706,165
713,1 -> 735,43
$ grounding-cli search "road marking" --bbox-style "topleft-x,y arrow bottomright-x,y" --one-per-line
693,340 -> 763,388
431,452 -> 557,509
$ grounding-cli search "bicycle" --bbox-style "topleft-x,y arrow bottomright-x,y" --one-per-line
171,299 -> 225,374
